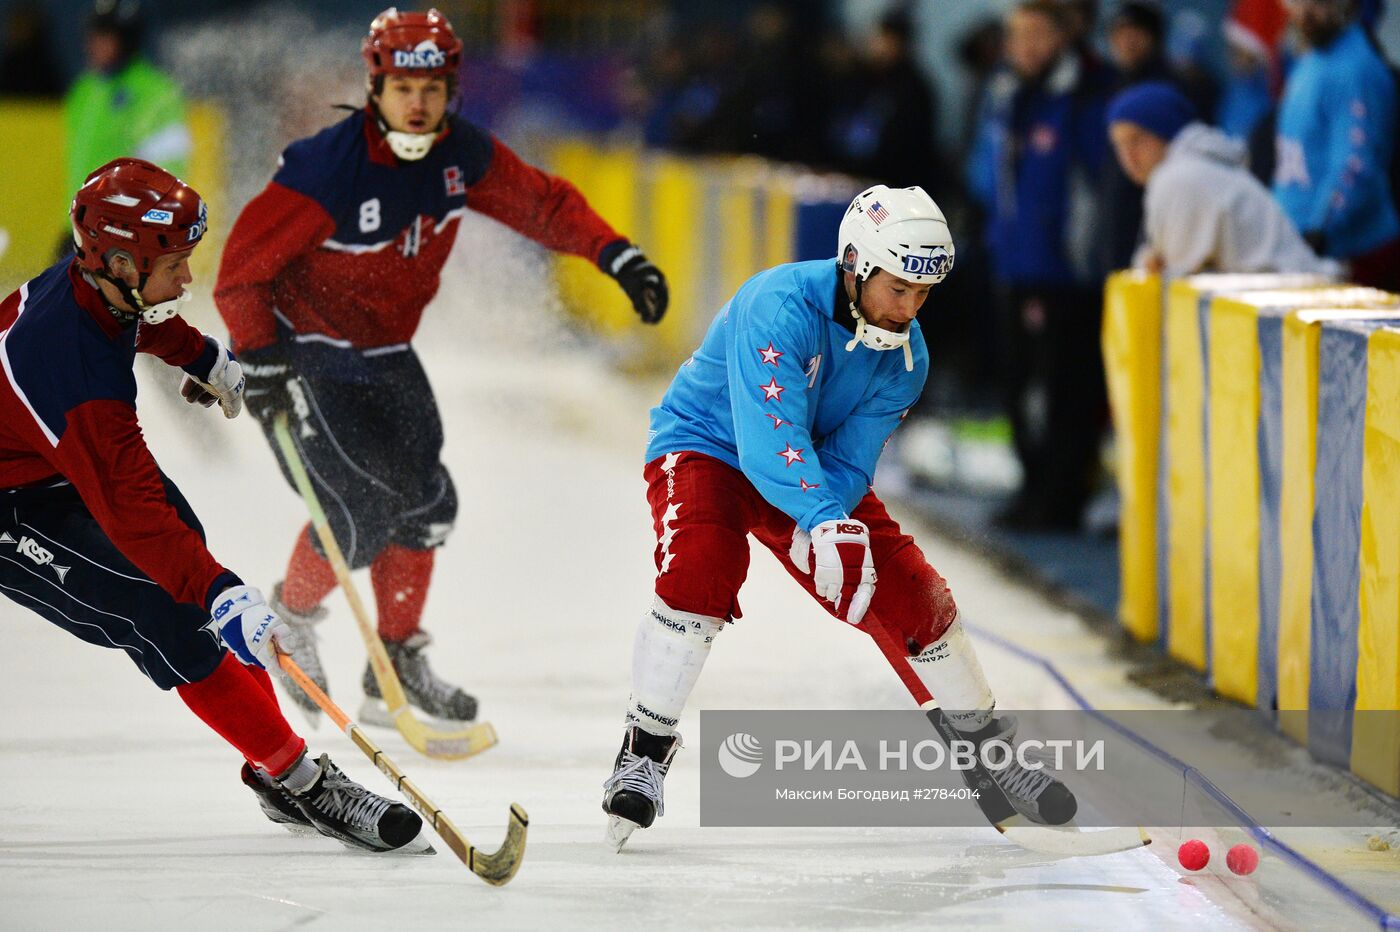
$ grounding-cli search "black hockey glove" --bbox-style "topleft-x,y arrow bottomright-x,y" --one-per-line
239,343 -> 296,426
601,241 -> 669,325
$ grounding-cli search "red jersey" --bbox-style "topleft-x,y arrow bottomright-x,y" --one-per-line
215,108 -> 622,352
0,261 -> 235,609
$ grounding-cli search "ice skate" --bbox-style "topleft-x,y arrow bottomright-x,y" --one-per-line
269,582 -> 331,727
602,725 -> 680,852
968,714 -> 1077,825
359,631 -> 478,727
240,762 -> 316,835
283,753 -> 434,854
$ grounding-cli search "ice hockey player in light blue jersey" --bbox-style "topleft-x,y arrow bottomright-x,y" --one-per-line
602,185 -> 1079,851
645,248 -> 929,534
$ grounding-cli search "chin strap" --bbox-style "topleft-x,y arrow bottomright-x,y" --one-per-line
90,269 -> 187,326
367,101 -> 446,162
844,278 -> 914,372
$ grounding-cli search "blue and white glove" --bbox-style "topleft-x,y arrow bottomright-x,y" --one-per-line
206,585 -> 291,670
180,336 -> 245,419
790,518 -> 876,625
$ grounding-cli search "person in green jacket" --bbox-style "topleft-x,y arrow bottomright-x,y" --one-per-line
62,0 -> 190,247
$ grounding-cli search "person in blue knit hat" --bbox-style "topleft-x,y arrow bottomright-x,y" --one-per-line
1107,81 -> 1338,275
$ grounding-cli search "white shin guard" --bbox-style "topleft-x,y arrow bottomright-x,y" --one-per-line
626,597 -> 724,737
908,614 -> 996,732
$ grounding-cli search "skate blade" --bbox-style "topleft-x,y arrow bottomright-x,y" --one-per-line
332,829 -> 437,856
395,828 -> 437,856
604,815 -> 640,852
357,697 -> 475,732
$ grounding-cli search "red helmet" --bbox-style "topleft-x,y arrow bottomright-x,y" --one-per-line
361,7 -> 462,81
70,157 -> 207,278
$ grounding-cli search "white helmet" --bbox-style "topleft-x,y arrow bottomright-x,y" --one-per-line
838,184 -> 954,285
836,184 -> 953,371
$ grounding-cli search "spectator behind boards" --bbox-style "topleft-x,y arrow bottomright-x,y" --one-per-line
1109,82 -> 1338,277
65,1 -> 191,210
965,0 -> 1110,531
1273,0 -> 1399,289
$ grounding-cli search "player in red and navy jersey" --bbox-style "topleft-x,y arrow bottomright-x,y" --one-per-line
0,158 -> 431,854
214,7 -> 668,727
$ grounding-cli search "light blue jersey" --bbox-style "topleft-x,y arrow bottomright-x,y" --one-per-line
1273,21 -> 1399,258
646,259 -> 929,532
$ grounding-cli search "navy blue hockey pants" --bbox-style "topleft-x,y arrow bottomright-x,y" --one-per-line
0,478 -> 225,690
260,343 -> 458,570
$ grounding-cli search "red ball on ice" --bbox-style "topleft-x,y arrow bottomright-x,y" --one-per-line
1226,843 -> 1259,875
1177,839 -> 1210,871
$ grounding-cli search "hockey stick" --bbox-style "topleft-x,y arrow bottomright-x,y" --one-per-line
278,650 -> 529,884
272,413 -> 496,761
867,619 -> 1150,857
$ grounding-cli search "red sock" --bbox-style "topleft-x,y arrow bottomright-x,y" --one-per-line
281,523 -> 337,614
246,664 -> 279,702
177,653 -> 305,775
371,544 -> 435,641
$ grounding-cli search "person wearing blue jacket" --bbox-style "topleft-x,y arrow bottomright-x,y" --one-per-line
598,185 -> 1077,852
1274,0 -> 1400,288
965,0 -> 1111,530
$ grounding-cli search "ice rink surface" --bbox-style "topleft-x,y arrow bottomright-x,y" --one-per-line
0,232 -> 1384,930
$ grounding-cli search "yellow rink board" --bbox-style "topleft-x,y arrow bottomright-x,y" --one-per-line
1206,296 -> 1263,702
1102,271 -> 1162,643
1164,279 -> 1210,670
0,100 -> 224,294
1353,328 -> 1400,795
550,141 -> 640,335
1162,275 -> 1331,673
1206,289 -> 1399,705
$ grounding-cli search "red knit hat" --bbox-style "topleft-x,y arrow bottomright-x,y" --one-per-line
1224,0 -> 1288,62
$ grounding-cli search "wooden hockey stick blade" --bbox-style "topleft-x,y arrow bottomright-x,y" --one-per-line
997,818 -> 1151,857
279,650 -> 529,884
272,414 -> 495,761
390,706 -> 498,761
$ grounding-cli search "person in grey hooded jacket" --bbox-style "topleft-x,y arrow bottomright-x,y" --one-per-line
1106,82 -> 1338,277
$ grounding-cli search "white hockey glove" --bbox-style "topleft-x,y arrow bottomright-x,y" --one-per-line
205,585 -> 291,670
180,338 -> 245,419
789,518 -> 876,624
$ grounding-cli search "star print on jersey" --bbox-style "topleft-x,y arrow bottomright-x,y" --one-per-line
758,342 -> 783,366
799,478 -> 820,492
777,443 -> 805,467
760,377 -> 785,402
765,413 -> 786,430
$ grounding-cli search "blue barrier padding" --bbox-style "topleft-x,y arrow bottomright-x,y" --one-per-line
1156,303 -> 1172,653
1308,321 -> 1380,766
1256,313 -> 1287,717
793,200 -> 848,262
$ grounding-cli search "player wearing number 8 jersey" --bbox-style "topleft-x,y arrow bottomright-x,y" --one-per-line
601,185 -> 1077,851
214,7 -> 668,727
